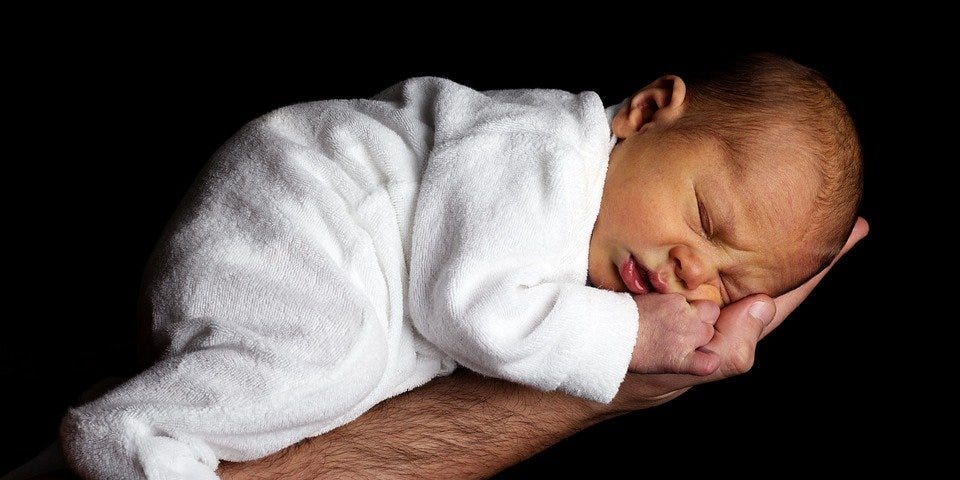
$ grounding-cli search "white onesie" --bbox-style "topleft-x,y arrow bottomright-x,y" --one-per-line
59,77 -> 641,480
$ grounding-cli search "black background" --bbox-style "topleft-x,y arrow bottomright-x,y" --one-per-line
3,20 -> 928,477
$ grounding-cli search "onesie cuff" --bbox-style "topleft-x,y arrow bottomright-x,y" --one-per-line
556,287 -> 639,404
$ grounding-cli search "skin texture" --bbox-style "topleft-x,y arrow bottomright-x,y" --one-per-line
588,75 -> 829,377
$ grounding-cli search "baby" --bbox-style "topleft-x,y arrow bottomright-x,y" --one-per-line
59,53 -> 862,479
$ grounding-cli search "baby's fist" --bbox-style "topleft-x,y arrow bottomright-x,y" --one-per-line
629,293 -> 721,376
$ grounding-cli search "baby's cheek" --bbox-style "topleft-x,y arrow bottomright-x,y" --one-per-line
685,285 -> 723,306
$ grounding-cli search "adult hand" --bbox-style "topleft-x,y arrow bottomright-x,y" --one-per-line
761,216 -> 869,338
602,217 -> 868,416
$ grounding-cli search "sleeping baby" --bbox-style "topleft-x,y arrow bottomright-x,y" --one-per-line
59,52 -> 862,479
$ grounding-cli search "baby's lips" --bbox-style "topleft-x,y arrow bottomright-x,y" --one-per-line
620,255 -> 650,295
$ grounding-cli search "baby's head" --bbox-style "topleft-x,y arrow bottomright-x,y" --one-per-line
588,52 -> 863,305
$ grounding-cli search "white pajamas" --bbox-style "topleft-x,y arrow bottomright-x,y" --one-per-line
59,77 -> 640,479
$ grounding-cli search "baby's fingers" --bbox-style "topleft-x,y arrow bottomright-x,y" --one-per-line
690,299 -> 720,326
682,348 -> 721,376
677,302 -> 719,375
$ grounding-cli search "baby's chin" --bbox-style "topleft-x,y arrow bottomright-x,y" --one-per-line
585,261 -> 624,292
585,271 -> 620,292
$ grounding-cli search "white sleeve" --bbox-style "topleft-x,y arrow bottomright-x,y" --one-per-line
407,82 -> 640,404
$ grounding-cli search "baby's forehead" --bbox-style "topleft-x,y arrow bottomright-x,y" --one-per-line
722,135 -> 822,216
705,146 -> 819,222
701,151 -> 824,299
727,123 -> 821,175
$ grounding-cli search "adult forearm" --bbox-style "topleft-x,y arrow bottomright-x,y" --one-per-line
217,369 -> 608,480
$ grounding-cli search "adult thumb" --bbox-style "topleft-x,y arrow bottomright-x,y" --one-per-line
748,298 -> 776,327
715,294 -> 776,342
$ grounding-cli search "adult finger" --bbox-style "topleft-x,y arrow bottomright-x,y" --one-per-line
763,217 -> 869,338
626,295 -> 776,393
702,296 -> 775,378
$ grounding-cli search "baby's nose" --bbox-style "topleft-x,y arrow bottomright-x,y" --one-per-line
671,248 -> 709,289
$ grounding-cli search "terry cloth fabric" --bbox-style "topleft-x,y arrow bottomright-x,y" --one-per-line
58,77 -> 640,480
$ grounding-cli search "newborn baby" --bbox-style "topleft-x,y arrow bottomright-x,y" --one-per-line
60,53 -> 862,479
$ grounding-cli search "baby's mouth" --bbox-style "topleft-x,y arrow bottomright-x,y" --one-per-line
620,255 -> 653,295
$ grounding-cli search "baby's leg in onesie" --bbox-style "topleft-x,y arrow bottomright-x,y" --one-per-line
59,120 -> 409,480
63,277 -> 388,479
60,242 -> 392,480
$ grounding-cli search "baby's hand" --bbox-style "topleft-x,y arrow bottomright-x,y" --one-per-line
629,293 -> 721,376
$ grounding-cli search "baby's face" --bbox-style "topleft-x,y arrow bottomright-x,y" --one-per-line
587,125 -> 819,306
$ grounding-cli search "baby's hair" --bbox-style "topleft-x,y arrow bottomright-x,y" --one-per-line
669,52 -> 863,293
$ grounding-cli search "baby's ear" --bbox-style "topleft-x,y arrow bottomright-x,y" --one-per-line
612,75 -> 687,139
